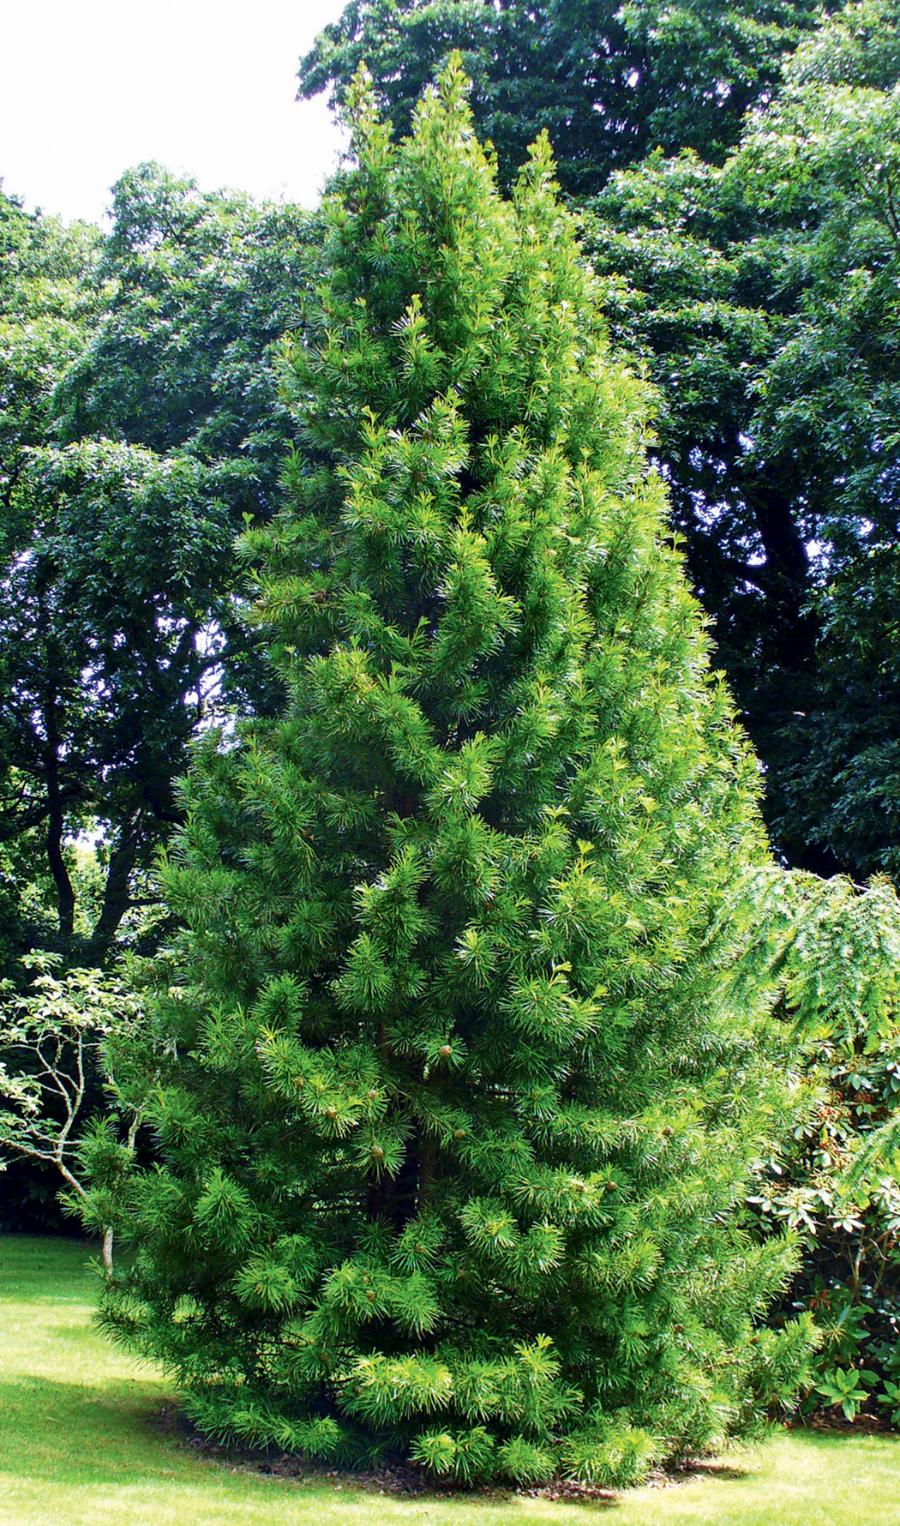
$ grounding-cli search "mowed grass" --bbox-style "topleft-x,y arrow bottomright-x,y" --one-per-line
1,1236 -> 898,1525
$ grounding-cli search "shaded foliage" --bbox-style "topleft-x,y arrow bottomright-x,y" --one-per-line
582,0 -> 900,877
0,168 -> 313,960
299,0 -> 825,195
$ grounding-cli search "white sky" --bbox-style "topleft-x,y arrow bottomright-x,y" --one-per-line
1,0 -> 350,225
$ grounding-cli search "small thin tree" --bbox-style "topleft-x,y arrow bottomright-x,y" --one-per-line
0,954 -> 144,1272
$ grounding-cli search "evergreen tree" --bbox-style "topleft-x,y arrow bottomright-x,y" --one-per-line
89,63 -> 814,1487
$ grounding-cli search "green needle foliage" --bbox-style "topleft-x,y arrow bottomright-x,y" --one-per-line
88,62 -> 816,1488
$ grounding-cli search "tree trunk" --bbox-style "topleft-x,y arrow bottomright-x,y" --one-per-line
743,478 -> 817,674
87,816 -> 141,959
36,571 -> 76,941
46,778 -> 75,941
102,1226 -> 114,1276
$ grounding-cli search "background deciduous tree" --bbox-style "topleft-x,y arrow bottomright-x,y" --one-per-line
0,168 -> 313,963
299,0 -> 826,195
584,0 -> 900,878
0,189 -> 100,960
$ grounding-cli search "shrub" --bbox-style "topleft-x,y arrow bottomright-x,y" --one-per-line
747,872 -> 900,1424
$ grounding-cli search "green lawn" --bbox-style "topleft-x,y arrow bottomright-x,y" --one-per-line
1,1236 -> 897,1525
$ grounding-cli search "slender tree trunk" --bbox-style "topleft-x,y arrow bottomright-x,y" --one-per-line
35,571 -> 76,941
388,1123 -> 432,1230
87,816 -> 141,959
57,1153 -> 115,1274
743,479 -> 817,673
45,763 -> 75,941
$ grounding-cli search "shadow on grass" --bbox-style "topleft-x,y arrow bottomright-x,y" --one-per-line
681,1461 -> 752,1481
0,1373 -> 176,1489
0,1372 -> 610,1515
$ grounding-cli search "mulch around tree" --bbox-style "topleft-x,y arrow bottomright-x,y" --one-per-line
153,1403 -> 772,1503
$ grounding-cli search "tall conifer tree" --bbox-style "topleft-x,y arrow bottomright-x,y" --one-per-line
90,63 -> 813,1486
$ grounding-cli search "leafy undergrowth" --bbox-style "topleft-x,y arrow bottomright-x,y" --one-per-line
1,1235 -> 898,1525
